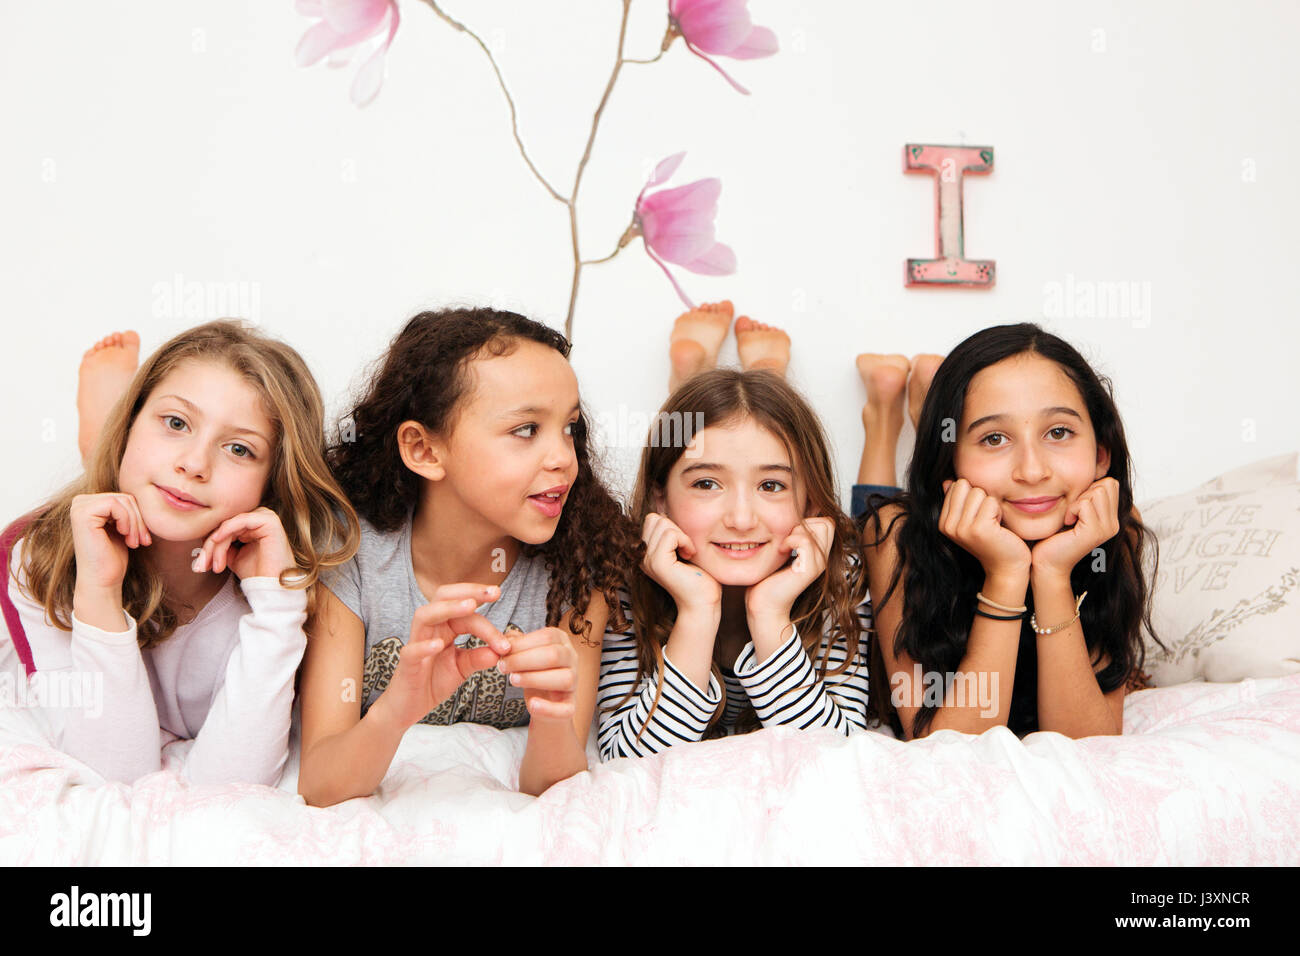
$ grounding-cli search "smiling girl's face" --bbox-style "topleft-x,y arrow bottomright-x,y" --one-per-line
951,352 -> 1110,542
658,418 -> 806,587
117,359 -> 275,543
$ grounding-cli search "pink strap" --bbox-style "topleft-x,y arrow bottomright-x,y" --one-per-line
0,513 -> 38,678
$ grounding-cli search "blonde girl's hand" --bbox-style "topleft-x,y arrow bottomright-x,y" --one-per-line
640,512 -> 722,615
939,479 -> 1032,578
380,584 -> 514,730
191,506 -> 297,580
745,516 -> 835,623
496,626 -> 579,723
69,492 -> 151,594
1029,478 -> 1121,580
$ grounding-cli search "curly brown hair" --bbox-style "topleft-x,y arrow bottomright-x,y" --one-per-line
327,308 -> 636,640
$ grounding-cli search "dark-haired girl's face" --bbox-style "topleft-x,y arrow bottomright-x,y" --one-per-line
951,353 -> 1110,542
438,340 -> 580,545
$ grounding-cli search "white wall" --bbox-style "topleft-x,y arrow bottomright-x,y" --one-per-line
2,0 -> 1297,522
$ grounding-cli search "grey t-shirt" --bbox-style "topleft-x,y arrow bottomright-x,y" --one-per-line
322,513 -> 554,728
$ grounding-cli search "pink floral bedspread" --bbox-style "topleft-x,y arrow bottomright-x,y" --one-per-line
2,675 -> 1297,864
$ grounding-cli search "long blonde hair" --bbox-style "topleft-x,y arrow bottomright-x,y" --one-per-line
14,320 -> 360,647
623,369 -> 867,735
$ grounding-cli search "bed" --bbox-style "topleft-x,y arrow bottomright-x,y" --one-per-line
2,454 -> 1298,865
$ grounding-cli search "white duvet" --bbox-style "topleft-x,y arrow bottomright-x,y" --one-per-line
2,674 -> 1298,865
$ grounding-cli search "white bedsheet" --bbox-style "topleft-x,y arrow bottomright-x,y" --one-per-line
2,674 -> 1298,865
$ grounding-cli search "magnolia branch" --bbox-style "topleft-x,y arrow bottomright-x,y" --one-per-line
565,1 -> 634,338
418,0 -> 565,202
420,0 -> 672,340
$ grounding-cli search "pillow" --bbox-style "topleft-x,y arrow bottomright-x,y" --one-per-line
1195,451 -> 1297,493
1138,458 -> 1300,685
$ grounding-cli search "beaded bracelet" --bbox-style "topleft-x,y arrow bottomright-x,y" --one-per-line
1030,591 -> 1088,636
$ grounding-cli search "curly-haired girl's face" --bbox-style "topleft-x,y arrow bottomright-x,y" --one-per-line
438,340 -> 580,545
660,419 -> 805,587
951,352 -> 1110,542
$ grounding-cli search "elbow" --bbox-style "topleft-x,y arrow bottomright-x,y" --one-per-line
295,766 -> 324,806
1084,718 -> 1124,739
299,790 -> 332,809
296,750 -> 349,808
1042,714 -> 1124,739
905,710 -> 996,740
517,772 -> 553,798
519,756 -> 589,798
297,773 -> 344,808
518,776 -> 546,798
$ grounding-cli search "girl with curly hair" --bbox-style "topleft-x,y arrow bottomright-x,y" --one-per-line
297,309 -> 636,805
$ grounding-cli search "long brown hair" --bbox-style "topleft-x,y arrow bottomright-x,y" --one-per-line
623,369 -> 867,733
14,320 -> 360,647
326,308 -> 635,641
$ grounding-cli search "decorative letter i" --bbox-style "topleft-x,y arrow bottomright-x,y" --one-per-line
903,144 -> 995,287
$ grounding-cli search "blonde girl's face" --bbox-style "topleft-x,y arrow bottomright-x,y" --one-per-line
437,340 -> 581,546
951,352 -> 1110,542
659,419 -> 807,587
117,359 -> 275,543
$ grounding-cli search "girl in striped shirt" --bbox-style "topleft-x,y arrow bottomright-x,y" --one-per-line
598,366 -> 872,760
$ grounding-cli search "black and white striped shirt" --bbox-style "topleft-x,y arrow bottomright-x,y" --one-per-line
597,591 -> 872,761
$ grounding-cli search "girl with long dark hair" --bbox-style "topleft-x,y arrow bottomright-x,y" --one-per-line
860,324 -> 1159,739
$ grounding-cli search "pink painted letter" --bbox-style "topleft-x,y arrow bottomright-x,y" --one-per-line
904,143 -> 995,287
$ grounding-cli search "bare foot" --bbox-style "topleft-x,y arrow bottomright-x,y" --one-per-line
908,353 -> 944,428
734,315 -> 790,378
78,331 -> 140,464
669,300 -> 734,392
856,354 -> 910,486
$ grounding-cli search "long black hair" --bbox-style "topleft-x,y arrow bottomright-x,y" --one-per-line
863,323 -> 1161,736
327,308 -> 636,640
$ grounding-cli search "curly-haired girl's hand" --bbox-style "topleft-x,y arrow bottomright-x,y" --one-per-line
378,584 -> 513,730
496,626 -> 578,722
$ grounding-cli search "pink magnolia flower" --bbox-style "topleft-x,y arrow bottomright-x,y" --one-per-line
634,153 -> 736,307
295,0 -> 401,108
667,0 -> 779,95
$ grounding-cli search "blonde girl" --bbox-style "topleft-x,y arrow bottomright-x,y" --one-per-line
1,320 -> 358,784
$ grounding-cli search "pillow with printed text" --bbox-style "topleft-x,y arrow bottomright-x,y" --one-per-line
1139,452 -> 1299,685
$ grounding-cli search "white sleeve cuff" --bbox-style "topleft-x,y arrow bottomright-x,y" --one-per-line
238,576 -> 309,616
69,610 -> 139,645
